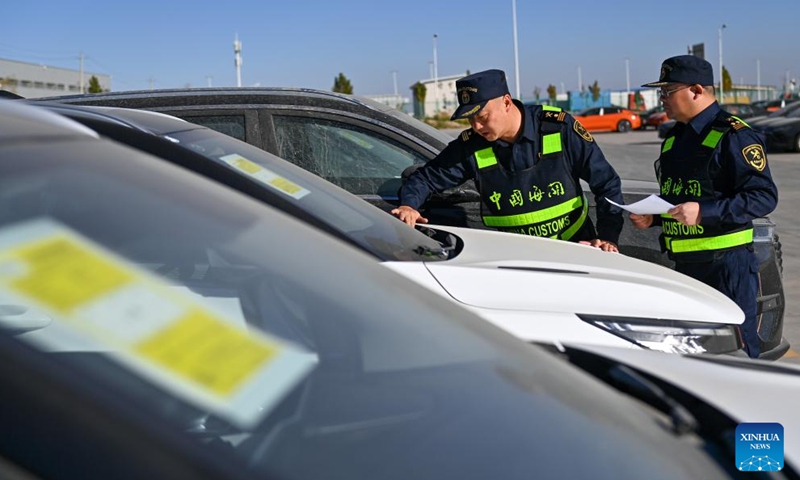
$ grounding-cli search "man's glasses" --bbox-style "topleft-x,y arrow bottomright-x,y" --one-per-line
659,85 -> 690,98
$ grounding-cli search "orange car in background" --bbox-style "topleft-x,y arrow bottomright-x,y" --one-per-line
573,106 -> 642,132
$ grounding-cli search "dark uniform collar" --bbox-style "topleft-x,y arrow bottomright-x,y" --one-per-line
687,102 -> 721,134
495,100 -> 535,147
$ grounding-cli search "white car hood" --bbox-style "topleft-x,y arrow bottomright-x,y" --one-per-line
420,225 -> 743,324
575,344 -> 800,465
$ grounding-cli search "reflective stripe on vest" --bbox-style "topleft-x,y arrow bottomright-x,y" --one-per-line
483,195 -> 583,228
663,126 -> 726,154
542,133 -> 562,155
475,132 -> 563,167
702,129 -> 725,148
662,137 -> 675,153
663,228 -> 753,253
556,197 -> 588,240
475,147 -> 497,169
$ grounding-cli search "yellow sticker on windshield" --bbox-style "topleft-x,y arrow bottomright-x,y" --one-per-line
9,236 -> 134,313
0,219 -> 317,428
230,156 -> 263,174
136,308 -> 277,395
221,154 -> 310,200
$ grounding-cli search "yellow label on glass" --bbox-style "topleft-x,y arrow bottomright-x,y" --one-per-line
136,308 -> 278,395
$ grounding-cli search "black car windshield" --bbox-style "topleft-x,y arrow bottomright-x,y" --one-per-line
162,127 -> 451,262
0,131 -> 741,480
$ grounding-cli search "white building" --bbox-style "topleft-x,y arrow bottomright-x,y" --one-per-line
415,73 -> 464,117
363,93 -> 411,113
0,57 -> 111,98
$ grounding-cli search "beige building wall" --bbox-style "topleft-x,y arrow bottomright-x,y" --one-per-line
0,58 -> 111,98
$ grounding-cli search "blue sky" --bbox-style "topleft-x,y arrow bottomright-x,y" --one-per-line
2,0 -> 798,99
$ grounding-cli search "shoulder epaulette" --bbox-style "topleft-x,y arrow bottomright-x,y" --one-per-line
460,128 -> 473,142
725,115 -> 749,131
540,107 -> 567,123
710,113 -> 746,135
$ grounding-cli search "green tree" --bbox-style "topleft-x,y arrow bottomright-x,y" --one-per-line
634,90 -> 645,110
412,81 -> 426,104
590,80 -> 601,103
87,75 -> 103,94
722,65 -> 733,93
332,73 -> 353,94
547,84 -> 557,103
411,81 -> 427,119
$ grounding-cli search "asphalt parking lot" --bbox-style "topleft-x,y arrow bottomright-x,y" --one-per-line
445,127 -> 800,363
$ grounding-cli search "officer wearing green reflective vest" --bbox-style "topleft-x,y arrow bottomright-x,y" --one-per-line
392,69 -> 624,252
631,55 -> 778,358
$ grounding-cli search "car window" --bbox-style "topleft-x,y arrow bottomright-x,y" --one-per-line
272,116 -> 427,197
181,115 -> 246,141
160,127 -> 450,262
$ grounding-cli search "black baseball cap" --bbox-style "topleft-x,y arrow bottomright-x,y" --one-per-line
642,55 -> 714,87
451,69 -> 510,120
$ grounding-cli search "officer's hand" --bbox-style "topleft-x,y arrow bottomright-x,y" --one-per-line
629,213 -> 653,230
579,239 -> 619,253
390,205 -> 428,228
668,202 -> 701,226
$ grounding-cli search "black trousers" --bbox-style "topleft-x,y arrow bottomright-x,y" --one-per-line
675,247 -> 760,358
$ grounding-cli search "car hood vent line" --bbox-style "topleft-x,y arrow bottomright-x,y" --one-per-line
497,266 -> 589,275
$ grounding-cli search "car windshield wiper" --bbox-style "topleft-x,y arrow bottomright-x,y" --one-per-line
542,344 -> 698,436
608,364 -> 698,435
415,232 -> 458,259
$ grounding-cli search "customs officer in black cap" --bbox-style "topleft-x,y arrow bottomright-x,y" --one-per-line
392,69 -> 624,252
630,55 -> 778,358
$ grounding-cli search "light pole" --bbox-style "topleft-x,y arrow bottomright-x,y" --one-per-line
718,24 -> 726,103
512,0 -> 520,99
234,34 -> 243,88
391,70 -> 398,97
433,34 -> 439,115
577,66 -> 582,92
625,57 -> 630,96
756,59 -> 761,101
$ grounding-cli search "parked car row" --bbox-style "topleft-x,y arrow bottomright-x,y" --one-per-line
753,97 -> 799,112
751,101 -> 800,152
658,100 -> 800,152
573,105 -> 642,132
658,103 -> 769,139
23,100 -> 751,356
0,98 -> 796,480
34,88 -> 786,358
638,105 -> 668,130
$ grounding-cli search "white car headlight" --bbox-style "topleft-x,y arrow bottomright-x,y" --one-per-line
578,314 -> 743,354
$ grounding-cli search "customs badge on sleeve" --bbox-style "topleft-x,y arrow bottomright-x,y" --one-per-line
573,120 -> 593,142
742,144 -> 767,171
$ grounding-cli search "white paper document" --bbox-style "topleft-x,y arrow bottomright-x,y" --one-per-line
606,194 -> 675,215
